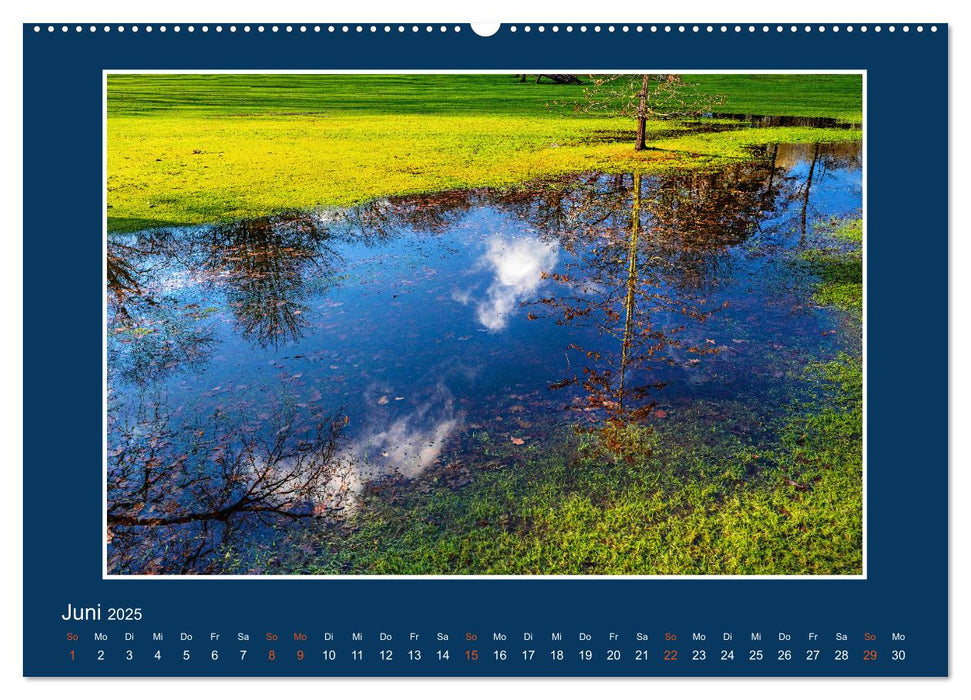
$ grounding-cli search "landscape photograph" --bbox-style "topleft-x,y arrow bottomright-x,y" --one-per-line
105,73 -> 863,576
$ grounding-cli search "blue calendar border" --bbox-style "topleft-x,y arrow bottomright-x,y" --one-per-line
23,23 -> 948,677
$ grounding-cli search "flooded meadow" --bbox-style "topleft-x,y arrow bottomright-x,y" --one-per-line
107,141 -> 863,575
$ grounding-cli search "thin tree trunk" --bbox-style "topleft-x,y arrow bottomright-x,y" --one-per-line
766,143 -> 778,192
635,74 -> 650,151
619,172 -> 642,409
800,143 -> 820,244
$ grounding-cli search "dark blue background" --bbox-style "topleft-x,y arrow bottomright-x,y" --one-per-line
22,22 -> 948,677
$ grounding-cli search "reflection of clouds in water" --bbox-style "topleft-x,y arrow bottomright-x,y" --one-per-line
320,383 -> 463,513
454,235 -> 559,331
360,412 -> 461,479
450,288 -> 472,306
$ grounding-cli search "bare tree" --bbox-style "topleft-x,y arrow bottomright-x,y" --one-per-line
580,74 -> 725,150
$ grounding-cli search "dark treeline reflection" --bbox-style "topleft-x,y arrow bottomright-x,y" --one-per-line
701,113 -> 860,129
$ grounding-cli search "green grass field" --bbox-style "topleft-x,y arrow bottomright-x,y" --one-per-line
108,74 -> 863,120
107,73 -> 862,232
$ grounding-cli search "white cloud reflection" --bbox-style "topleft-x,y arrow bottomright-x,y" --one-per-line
319,383 -> 464,513
359,411 -> 461,480
454,234 -> 559,331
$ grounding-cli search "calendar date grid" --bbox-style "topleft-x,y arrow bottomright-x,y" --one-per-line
62,628 -> 911,671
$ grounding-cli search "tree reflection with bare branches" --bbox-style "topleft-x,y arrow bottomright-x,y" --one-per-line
202,216 -> 336,348
108,237 -> 217,386
512,156 -> 789,431
107,398 -> 350,574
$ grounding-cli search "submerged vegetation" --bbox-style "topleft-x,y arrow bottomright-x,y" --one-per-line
800,217 -> 864,315
267,357 -> 862,575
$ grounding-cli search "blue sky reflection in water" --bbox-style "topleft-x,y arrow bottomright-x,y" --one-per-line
106,141 -> 861,572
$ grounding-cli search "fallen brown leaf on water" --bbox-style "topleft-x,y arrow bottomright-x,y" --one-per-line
377,395 -> 389,405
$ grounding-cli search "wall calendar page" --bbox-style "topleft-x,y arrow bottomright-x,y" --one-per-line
19,14 -> 949,683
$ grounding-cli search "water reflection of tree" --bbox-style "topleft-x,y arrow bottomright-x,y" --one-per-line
108,237 -> 217,386
108,214 -> 343,380
107,217 -> 355,574
346,190 -> 479,238
107,397 -> 350,574
647,163 -> 784,290
107,242 -> 142,304
202,216 -> 335,348
767,142 -> 862,243
510,156 -> 789,426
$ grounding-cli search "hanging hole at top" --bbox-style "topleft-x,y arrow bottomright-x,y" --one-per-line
471,23 -> 501,37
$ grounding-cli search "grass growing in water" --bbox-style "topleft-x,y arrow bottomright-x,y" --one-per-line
260,355 -> 862,576
800,217 -> 864,315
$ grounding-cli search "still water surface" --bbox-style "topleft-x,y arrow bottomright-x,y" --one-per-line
107,141 -> 861,571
